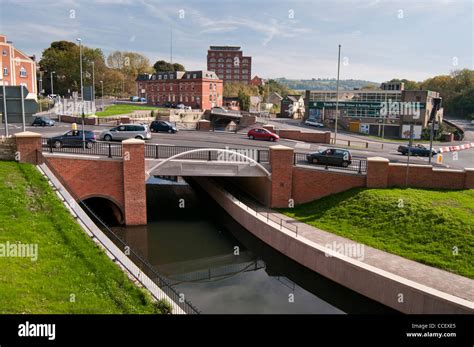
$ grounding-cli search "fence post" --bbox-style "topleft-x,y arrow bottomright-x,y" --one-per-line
108,143 -> 112,158
208,150 -> 212,161
49,141 -> 53,153
358,160 -> 362,174
366,142 -> 369,149
257,150 -> 261,163
155,145 -> 159,159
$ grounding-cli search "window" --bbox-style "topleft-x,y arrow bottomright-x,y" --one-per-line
192,74 -> 196,79
164,75 -> 167,79
158,75 -> 162,80
20,67 -> 27,77
2,50 -> 6,56
3,67 -> 7,76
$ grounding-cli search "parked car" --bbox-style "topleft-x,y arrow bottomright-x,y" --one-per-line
306,148 -> 352,167
32,116 -> 55,127
46,130 -> 96,149
163,102 -> 177,108
305,119 -> 324,128
397,144 -> 437,157
247,128 -> 280,142
99,124 -> 151,141
150,120 -> 178,133
176,103 -> 186,109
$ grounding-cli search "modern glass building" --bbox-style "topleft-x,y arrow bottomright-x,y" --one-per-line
305,82 -> 443,139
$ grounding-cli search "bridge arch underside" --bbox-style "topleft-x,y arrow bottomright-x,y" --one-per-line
81,195 -> 125,226
211,116 -> 240,130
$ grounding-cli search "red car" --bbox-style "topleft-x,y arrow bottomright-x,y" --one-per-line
247,128 -> 280,142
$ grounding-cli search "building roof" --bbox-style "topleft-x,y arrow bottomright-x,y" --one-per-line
136,70 -> 220,82
209,46 -> 241,51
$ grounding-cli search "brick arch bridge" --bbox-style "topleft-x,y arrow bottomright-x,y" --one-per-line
13,131 -> 474,226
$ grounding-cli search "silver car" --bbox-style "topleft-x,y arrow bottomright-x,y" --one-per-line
100,124 -> 151,141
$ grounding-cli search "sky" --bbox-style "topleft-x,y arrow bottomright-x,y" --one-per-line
0,0 -> 473,82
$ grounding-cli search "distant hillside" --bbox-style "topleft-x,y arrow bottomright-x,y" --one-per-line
274,78 -> 379,91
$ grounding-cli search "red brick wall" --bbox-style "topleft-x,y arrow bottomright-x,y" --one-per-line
269,146 -> 294,208
122,140 -> 147,225
278,129 -> 331,144
292,167 -> 366,204
59,115 -> 97,125
14,133 -> 41,164
388,164 -> 467,189
46,156 -> 125,213
367,158 -> 390,188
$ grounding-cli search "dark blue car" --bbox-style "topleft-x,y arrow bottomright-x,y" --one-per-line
47,130 -> 96,149
397,144 -> 437,157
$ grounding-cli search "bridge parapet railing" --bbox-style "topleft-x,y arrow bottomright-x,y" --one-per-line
42,138 -> 123,158
145,144 -> 270,163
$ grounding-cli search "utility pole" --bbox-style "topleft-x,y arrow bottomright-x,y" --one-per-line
0,62 -> 8,137
50,71 -> 56,96
100,80 -> 104,110
77,38 -> 83,100
334,44 -> 341,145
91,61 -> 95,104
428,97 -> 442,164
20,85 -> 26,132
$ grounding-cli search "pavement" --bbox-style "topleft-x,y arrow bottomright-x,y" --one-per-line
265,209 -> 474,307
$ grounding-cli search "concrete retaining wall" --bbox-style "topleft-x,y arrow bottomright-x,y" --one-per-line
194,177 -> 473,314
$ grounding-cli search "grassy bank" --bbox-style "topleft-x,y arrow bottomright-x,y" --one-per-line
0,161 -> 161,313
279,188 -> 474,279
96,104 -> 162,117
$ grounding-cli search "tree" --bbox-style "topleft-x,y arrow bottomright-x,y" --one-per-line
238,89 -> 250,111
172,63 -> 185,71
39,40 -> 108,97
153,60 -> 185,72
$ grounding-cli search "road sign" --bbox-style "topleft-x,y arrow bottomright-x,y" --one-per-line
0,86 -> 38,123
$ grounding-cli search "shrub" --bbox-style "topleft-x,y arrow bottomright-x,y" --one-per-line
154,299 -> 173,314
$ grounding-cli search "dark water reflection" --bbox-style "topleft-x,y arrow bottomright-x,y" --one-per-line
113,177 -> 395,314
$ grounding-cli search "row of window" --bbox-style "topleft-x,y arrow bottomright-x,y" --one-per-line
3,66 -> 27,77
309,92 -> 402,102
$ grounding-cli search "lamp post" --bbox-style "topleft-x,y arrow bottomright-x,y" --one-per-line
91,61 -> 95,103
0,66 -> 8,137
76,38 -> 83,100
76,38 -> 85,149
50,71 -> 56,96
334,44 -> 341,145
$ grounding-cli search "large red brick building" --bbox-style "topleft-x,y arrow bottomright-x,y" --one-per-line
0,34 -> 37,98
207,46 -> 251,85
136,70 -> 223,110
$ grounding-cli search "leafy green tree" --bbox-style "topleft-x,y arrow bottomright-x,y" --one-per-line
238,89 -> 250,111
153,60 -> 185,72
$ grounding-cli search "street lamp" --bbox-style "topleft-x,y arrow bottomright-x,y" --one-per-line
91,61 -> 95,103
76,38 -> 83,100
76,38 -> 85,149
334,44 -> 341,144
0,64 -> 8,137
50,71 -> 56,96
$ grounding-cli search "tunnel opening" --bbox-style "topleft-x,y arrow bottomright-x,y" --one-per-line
82,197 -> 124,226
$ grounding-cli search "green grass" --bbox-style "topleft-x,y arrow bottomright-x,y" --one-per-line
0,161 -> 161,313
279,188 -> 474,279
95,104 -> 163,117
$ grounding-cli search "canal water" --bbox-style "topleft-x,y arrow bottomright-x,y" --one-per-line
113,177 -> 394,314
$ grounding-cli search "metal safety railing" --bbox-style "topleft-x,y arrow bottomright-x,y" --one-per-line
40,152 -> 200,314
42,138 -> 122,158
144,144 -> 270,163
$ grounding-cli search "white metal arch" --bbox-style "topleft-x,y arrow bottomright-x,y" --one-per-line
146,148 -> 271,177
